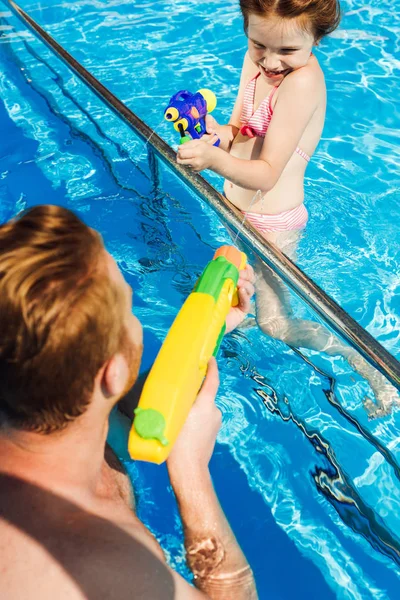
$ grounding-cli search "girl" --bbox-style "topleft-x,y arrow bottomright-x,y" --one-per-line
177,0 -> 397,415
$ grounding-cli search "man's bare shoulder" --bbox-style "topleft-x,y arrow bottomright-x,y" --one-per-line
0,473 -> 206,599
0,515 -> 175,599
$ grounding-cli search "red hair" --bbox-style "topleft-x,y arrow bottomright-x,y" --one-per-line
239,0 -> 341,40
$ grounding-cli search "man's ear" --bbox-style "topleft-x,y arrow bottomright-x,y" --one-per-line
101,353 -> 129,398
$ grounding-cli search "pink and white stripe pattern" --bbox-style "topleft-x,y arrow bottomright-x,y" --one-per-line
240,74 -> 277,138
294,147 -> 311,162
243,203 -> 309,233
240,73 -> 310,163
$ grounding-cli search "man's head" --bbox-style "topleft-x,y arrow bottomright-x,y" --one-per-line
0,205 -> 142,434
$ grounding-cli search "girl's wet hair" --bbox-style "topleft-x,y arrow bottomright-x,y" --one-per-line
239,0 -> 341,41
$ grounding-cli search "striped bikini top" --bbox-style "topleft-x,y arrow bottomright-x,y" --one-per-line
240,73 -> 310,163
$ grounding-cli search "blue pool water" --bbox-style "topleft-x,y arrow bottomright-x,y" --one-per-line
0,1 -> 399,598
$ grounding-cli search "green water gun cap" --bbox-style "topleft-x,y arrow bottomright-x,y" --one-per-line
133,408 -> 169,446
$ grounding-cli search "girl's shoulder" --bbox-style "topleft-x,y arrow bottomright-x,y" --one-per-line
280,54 -> 325,95
272,54 -> 326,112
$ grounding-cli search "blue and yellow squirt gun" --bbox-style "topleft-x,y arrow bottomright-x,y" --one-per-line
128,246 -> 247,464
164,88 -> 220,146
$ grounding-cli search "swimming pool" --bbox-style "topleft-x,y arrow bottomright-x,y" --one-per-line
1,1 -> 399,598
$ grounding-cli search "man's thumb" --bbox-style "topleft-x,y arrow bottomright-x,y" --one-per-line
197,357 -> 220,402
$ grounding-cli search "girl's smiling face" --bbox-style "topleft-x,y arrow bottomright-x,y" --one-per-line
247,14 -> 315,83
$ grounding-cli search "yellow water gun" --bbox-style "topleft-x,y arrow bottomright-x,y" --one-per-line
128,245 -> 247,464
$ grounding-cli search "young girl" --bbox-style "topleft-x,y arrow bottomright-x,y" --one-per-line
177,0 -> 397,415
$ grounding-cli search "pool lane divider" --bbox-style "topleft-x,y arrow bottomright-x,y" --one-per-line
4,0 -> 400,391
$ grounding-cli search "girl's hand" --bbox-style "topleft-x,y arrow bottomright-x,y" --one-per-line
177,135 -> 219,172
198,114 -> 221,144
205,114 -> 220,136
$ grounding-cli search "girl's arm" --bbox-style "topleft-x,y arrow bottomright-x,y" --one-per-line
178,66 -> 320,192
206,122 -> 238,152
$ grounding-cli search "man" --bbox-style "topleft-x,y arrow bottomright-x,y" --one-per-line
0,205 -> 258,599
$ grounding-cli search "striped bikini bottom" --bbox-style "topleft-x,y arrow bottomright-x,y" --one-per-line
242,203 -> 308,234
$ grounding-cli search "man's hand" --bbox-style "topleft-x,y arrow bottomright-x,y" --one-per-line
167,358 -> 221,478
177,135 -> 220,172
166,357 -> 259,599
225,263 -> 255,334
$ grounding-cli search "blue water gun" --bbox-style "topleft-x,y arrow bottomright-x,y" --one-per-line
164,89 -> 220,146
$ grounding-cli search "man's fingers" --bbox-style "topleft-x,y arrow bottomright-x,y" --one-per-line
237,286 -> 253,313
237,277 -> 255,295
238,264 -> 255,301
238,264 -> 255,284
246,264 -> 255,283
238,281 -> 255,298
